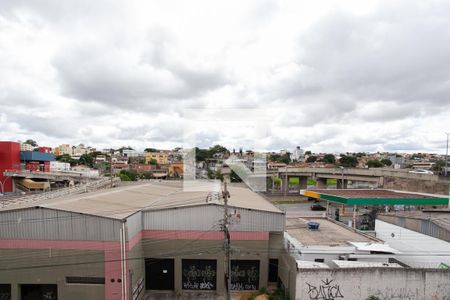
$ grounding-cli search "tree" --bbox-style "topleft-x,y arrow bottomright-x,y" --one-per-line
433,159 -> 445,172
322,154 -> 336,164
367,159 -> 384,168
149,159 -> 158,165
195,147 -> 209,162
339,155 -> 357,167
306,155 -> 317,163
78,151 -> 102,168
144,148 -> 159,153
56,154 -> 77,166
25,139 -> 38,147
381,159 -> 392,166
208,144 -> 229,156
305,151 -> 312,155
119,173 -> 131,181
269,153 -> 291,164
119,169 -> 138,181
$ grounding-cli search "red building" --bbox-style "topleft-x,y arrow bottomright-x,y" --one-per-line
37,146 -> 52,154
0,141 -> 21,193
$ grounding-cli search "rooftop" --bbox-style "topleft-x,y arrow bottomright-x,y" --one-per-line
0,181 -> 283,219
379,209 -> 450,232
331,260 -> 402,268
302,189 -> 448,205
286,217 -> 374,246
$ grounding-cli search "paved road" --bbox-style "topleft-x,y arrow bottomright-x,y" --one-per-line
276,201 -> 357,218
276,202 -> 326,218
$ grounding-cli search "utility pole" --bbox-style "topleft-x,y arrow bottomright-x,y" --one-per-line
221,164 -> 231,300
445,132 -> 449,177
110,149 -> 114,188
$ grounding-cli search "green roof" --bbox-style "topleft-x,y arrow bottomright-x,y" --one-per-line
302,189 -> 449,206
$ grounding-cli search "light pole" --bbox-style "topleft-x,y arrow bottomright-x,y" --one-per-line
338,166 -> 345,189
445,132 -> 449,177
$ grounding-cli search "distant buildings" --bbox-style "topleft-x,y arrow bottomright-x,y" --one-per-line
144,151 -> 169,165
290,146 -> 305,162
20,143 -> 33,151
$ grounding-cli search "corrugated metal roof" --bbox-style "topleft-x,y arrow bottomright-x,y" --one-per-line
20,151 -> 55,161
0,181 -> 282,220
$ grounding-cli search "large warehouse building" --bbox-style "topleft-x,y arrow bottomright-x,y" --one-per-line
0,181 -> 285,300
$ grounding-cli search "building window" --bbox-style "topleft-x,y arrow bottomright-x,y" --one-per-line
66,277 -> 105,285
145,258 -> 174,290
268,259 -> 279,283
21,284 -> 57,300
231,260 -> 260,290
0,284 -> 11,300
314,258 -> 325,263
182,259 -> 217,290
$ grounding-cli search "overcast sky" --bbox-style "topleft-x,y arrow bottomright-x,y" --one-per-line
1,0 -> 449,153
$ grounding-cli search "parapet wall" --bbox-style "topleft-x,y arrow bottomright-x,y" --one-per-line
296,268 -> 450,300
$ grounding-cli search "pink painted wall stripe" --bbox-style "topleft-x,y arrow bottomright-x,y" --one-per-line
139,230 -> 269,241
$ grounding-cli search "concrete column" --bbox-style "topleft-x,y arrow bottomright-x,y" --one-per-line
282,175 -> 288,195
337,179 -> 348,189
352,205 -> 357,229
315,178 -> 327,189
299,176 -> 307,191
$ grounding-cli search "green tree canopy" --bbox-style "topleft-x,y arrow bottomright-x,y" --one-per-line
56,154 -> 77,166
322,154 -> 336,164
381,158 -> 392,166
306,155 -> 317,163
25,139 -> 38,147
339,155 -> 358,167
269,153 -> 291,164
119,169 -> 138,181
367,159 -> 384,168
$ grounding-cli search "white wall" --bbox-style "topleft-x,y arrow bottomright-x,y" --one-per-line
375,219 -> 450,267
296,268 -> 450,300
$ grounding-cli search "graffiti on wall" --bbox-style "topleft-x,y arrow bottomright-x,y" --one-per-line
231,260 -> 260,290
182,259 -> 217,290
306,278 -> 344,300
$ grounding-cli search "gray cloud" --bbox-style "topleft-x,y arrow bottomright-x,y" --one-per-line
52,33 -> 229,111
274,1 -> 450,123
1,0 -> 450,153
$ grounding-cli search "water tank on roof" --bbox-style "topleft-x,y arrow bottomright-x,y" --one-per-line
307,222 -> 320,230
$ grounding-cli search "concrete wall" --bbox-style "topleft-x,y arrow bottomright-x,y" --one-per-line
129,242 -> 145,300
278,253 -> 299,300
0,249 -> 105,300
382,176 -> 449,195
140,239 -> 273,296
296,268 -> 450,300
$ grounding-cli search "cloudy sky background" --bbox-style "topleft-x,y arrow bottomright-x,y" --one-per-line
1,0 -> 449,153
